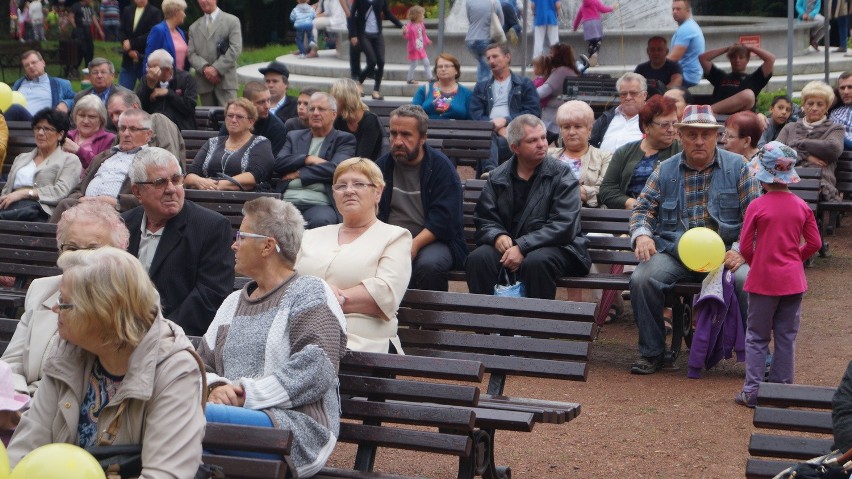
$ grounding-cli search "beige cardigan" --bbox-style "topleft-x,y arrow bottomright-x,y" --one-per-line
547,145 -> 613,207
1,147 -> 81,215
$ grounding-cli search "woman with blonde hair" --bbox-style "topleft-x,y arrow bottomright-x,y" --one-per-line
777,80 -> 845,202
330,78 -> 386,160
7,247 -> 205,479
185,97 -> 274,191
296,158 -> 412,353
144,0 -> 189,70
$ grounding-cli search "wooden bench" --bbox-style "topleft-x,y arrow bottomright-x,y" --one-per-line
396,290 -> 589,477
182,129 -> 220,163
746,382 -> 838,479
194,107 -> 223,131
184,190 -> 282,231
819,152 -> 852,235
203,423 -> 294,479
318,350 -> 488,479
0,220 -> 59,315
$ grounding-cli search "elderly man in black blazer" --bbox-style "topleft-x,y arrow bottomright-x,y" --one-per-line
123,147 -> 234,336
274,92 -> 356,228
137,49 -> 198,131
118,0 -> 163,90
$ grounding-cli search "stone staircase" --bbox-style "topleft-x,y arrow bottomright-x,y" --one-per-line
237,47 -> 852,101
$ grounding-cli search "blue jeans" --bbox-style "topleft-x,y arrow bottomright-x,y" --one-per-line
205,403 -> 280,460
119,63 -> 142,90
629,250 -> 749,358
466,39 -> 491,83
295,27 -> 314,55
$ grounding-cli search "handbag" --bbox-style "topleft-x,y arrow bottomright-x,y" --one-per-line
493,267 -> 525,297
490,0 -> 507,44
772,449 -> 852,479
0,199 -> 47,222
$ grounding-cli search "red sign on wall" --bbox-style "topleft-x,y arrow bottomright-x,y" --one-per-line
739,35 -> 761,50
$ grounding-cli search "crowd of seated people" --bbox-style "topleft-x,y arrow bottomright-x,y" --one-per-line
5,14 -> 852,474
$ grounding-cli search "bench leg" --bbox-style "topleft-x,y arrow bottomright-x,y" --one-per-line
458,429 -> 511,479
666,295 -> 694,365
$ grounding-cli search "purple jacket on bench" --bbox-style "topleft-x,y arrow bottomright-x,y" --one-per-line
687,267 -> 745,379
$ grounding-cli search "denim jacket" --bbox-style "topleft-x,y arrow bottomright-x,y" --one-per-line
470,72 -> 541,123
638,148 -> 756,254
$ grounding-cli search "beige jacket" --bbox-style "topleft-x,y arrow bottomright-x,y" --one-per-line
2,148 -> 82,215
547,145 -> 613,207
187,9 -> 243,95
7,316 -> 205,479
1,275 -> 60,396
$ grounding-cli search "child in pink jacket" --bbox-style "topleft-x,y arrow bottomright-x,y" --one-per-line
572,0 -> 618,65
403,6 -> 431,84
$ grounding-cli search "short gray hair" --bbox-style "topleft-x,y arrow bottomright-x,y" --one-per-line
147,49 -> 174,70
616,72 -> 647,94
390,104 -> 428,136
72,94 -> 108,129
129,147 -> 181,184
507,114 -> 545,147
310,92 -> 337,112
118,108 -> 152,130
57,201 -> 130,251
109,90 -> 142,109
88,57 -> 115,74
242,197 -> 305,266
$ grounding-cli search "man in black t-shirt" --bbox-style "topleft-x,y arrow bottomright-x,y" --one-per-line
71,0 -> 102,69
634,36 -> 683,93
699,43 -> 774,114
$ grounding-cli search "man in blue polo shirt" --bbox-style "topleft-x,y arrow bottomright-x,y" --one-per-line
667,0 -> 704,88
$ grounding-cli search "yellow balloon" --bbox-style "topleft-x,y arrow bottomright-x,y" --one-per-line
678,227 -> 726,272
10,443 -> 105,479
0,84 -> 11,113
0,441 -> 10,479
10,91 -> 25,108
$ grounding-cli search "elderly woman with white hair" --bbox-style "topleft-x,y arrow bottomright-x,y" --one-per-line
777,80 -> 845,202
2,201 -> 130,396
144,0 -> 189,70
547,100 -> 612,207
63,95 -> 115,170
7,247 -> 205,479
199,197 -> 347,478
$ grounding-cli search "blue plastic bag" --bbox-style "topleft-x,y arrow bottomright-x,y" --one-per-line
493,267 -> 525,298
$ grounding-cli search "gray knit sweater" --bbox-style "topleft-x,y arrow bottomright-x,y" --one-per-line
198,274 -> 348,478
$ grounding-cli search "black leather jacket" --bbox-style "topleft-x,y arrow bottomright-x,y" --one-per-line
473,155 -> 592,273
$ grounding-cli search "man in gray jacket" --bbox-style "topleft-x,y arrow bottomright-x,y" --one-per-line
188,0 -> 242,106
466,114 -> 591,300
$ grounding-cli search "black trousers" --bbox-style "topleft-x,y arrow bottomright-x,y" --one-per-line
411,241 -> 454,291
296,204 -> 339,229
349,40 -> 362,80
466,244 -> 584,300
358,33 -> 385,91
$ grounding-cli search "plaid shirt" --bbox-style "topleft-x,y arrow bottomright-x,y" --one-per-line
630,149 -> 760,247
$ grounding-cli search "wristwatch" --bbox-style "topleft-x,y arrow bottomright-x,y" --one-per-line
27,189 -> 34,199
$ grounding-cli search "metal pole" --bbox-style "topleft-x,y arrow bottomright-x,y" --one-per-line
437,0 -> 446,54
788,0 -> 794,96
825,0 -> 831,83
521,0 -> 528,76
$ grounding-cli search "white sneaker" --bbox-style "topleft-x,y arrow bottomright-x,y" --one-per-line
589,53 -> 599,67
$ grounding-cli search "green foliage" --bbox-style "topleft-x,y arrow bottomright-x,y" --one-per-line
756,89 -> 802,114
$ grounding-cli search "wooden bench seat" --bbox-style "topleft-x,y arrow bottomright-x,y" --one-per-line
746,382 -> 838,478
203,423 -> 294,479
0,220 -> 59,316
396,290 -> 590,477
184,190 -> 282,230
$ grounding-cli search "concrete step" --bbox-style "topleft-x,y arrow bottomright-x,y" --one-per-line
237,46 -> 852,97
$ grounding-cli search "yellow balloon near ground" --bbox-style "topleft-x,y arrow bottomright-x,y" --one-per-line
678,227 -> 726,272
10,91 -> 26,108
10,443 -> 105,479
0,441 -> 10,479
0,84 -> 11,113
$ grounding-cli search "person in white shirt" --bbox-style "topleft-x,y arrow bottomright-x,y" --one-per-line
590,72 -> 647,153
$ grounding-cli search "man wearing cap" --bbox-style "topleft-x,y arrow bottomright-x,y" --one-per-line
261,61 -> 298,123
628,104 -> 761,375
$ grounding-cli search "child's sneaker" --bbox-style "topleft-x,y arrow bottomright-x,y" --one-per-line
734,391 -> 757,408
299,53 -> 306,59
589,52 -> 599,67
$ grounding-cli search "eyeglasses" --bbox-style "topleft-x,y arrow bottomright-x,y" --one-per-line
331,182 -> 375,193
234,231 -> 281,253
619,90 -> 645,98
226,113 -> 249,121
32,126 -> 57,133
135,173 -> 185,189
650,120 -> 676,130
721,130 -> 743,140
118,125 -> 150,133
59,243 -> 100,253
51,299 -> 74,313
